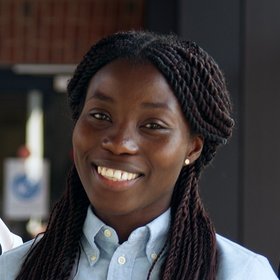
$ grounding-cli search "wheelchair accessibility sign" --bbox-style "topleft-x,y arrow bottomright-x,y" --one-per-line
3,158 -> 50,219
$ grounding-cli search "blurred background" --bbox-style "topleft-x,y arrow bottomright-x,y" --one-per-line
0,0 -> 279,272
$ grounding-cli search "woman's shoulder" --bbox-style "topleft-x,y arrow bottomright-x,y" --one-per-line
216,234 -> 278,280
0,239 -> 34,280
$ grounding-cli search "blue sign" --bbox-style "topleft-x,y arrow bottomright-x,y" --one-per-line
12,174 -> 41,200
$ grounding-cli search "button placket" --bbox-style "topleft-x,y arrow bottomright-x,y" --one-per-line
107,244 -> 136,279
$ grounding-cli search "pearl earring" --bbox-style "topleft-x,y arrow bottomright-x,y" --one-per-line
184,158 -> 190,165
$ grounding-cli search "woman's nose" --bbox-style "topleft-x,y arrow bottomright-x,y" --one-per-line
101,128 -> 138,155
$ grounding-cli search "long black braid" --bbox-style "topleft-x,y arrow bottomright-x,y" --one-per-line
16,31 -> 234,280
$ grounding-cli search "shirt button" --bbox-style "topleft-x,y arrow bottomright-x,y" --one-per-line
90,255 -> 97,261
151,252 -> 158,261
118,256 -> 126,265
104,229 -> 112,238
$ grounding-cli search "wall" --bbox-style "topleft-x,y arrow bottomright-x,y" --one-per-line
0,0 -> 144,64
243,0 -> 280,269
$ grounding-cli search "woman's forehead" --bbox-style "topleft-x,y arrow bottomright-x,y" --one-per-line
86,59 -> 175,100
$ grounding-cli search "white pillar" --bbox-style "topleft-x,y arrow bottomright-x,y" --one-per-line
26,90 -> 43,158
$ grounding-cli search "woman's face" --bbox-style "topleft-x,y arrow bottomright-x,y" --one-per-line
72,59 -> 203,222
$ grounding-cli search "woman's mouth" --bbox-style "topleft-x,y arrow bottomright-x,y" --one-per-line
97,166 -> 141,182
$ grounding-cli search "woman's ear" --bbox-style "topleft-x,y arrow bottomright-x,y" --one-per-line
185,135 -> 204,165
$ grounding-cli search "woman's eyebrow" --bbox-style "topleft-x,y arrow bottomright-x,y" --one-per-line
88,91 -> 114,103
141,101 -> 171,110
88,91 -> 172,111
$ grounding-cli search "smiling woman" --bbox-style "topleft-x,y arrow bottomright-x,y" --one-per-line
0,31 -> 277,280
72,60 -> 200,235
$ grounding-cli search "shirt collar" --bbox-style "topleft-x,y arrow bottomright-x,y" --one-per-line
83,207 -> 104,247
145,208 -> 170,264
82,206 -> 171,266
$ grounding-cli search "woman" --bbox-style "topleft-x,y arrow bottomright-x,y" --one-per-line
0,31 -> 277,280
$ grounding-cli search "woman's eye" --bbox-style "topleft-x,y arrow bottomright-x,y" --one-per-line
144,123 -> 164,129
91,112 -> 111,121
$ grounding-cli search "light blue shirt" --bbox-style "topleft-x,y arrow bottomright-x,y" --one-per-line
74,207 -> 169,279
0,207 -> 278,279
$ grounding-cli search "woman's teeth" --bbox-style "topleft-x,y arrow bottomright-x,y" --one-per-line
97,166 -> 139,181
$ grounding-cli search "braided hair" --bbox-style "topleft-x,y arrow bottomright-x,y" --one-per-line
16,31 -> 234,280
